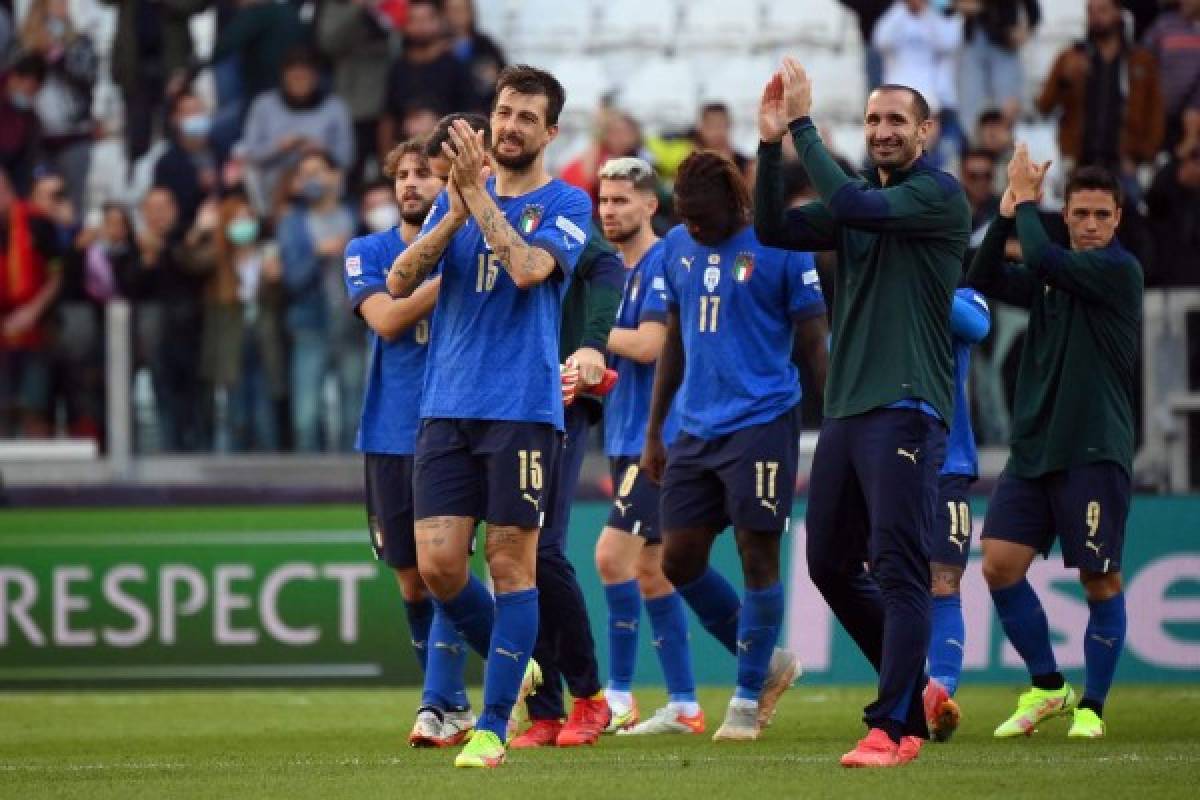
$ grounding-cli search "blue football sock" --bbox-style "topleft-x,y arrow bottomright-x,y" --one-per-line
677,567 -> 741,655
436,574 -> 494,658
733,583 -> 785,702
421,606 -> 470,711
403,597 -> 434,673
928,594 -> 965,696
991,578 -> 1058,678
477,588 -> 539,741
1083,593 -> 1126,712
645,591 -> 697,703
604,580 -> 641,693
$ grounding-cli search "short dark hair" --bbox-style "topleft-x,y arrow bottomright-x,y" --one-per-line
674,150 -> 750,246
297,147 -> 339,171
362,178 -> 393,196
9,53 -> 47,83
1064,165 -> 1124,208
382,139 -> 427,179
280,46 -> 321,72
424,112 -> 491,157
871,84 -> 931,123
961,148 -> 996,167
978,108 -> 1008,128
701,102 -> 731,119
494,65 -> 566,127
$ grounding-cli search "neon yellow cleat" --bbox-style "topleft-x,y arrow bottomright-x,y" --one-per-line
994,685 -> 1077,738
505,658 -> 543,742
604,697 -> 639,733
454,729 -> 506,769
1068,707 -> 1106,738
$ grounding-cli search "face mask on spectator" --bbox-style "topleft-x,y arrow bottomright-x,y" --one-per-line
180,114 -> 212,139
299,178 -> 327,204
226,218 -> 259,246
365,204 -> 400,232
46,18 -> 67,41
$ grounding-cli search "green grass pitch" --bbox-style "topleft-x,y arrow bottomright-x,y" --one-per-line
2,685 -> 1198,799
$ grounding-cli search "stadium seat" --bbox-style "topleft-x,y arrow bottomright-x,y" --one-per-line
617,57 -> 700,130
675,0 -> 762,53
803,48 -> 867,121
697,54 -> 775,122
475,0 -> 515,41
507,0 -> 596,53
592,0 -> 681,53
760,0 -> 857,50
550,56 -> 615,125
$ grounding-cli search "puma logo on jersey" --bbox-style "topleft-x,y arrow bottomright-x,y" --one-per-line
614,498 -> 632,516
736,639 -> 752,653
614,619 -> 638,632
494,647 -> 523,662
522,492 -> 540,511
1090,634 -> 1117,648
1086,540 -> 1104,555
760,498 -> 779,515
897,447 -> 919,464
681,256 -> 694,270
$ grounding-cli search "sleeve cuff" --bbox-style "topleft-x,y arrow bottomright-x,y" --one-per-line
532,240 -> 572,279
758,139 -> 784,157
790,301 -> 828,324
581,337 -> 608,352
638,309 -> 668,325
788,116 -> 816,136
348,285 -> 389,314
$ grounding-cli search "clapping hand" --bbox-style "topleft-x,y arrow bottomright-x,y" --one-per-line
1007,143 -> 1051,206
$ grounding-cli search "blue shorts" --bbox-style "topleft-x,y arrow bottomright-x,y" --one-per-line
931,473 -> 974,569
364,453 -> 416,569
414,418 -> 561,528
661,407 -> 799,533
982,462 -> 1131,573
606,456 -> 664,544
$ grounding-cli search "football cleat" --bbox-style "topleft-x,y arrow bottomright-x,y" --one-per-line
506,658 -> 543,742
712,701 -> 760,742
994,684 -> 1077,738
454,729 -> 506,769
440,709 -> 476,746
557,696 -> 611,747
757,648 -> 802,728
840,728 -> 902,768
1067,707 -> 1106,738
408,707 -> 445,748
604,696 -> 640,733
924,677 -> 961,742
509,718 -> 563,749
618,705 -> 706,736
897,735 -> 923,763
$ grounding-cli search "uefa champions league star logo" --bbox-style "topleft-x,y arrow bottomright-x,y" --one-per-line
704,266 -> 720,293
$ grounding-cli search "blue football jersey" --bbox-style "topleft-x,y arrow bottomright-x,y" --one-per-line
942,287 -> 991,478
604,240 -> 680,456
419,177 -> 591,430
343,228 -> 429,455
661,225 -> 826,439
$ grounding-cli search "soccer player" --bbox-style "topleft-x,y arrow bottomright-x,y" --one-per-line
512,221 -> 622,749
386,65 -> 592,769
925,286 -> 991,741
342,139 -> 474,747
754,60 -> 969,767
642,150 -> 828,742
968,149 -> 1141,740
590,157 -> 702,737
424,112 -> 490,183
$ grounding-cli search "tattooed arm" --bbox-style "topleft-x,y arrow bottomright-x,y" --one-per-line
387,175 -> 468,298
459,185 -> 559,290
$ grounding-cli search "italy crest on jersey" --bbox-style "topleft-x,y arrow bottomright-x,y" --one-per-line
703,265 -> 721,293
734,252 -> 754,283
519,204 -> 544,235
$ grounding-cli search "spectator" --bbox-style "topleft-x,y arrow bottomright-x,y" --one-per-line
1037,0 -> 1165,184
0,166 -> 62,437
839,0 -> 897,90
398,100 -> 442,142
975,107 -> 1016,193
1143,0 -> 1200,148
961,148 -> 1000,249
0,55 -> 46,196
445,0 -> 507,109
277,149 -> 359,451
238,47 -> 354,216
873,1 -> 966,157
694,102 -> 752,180
211,0 -> 307,104
1124,0 -> 1166,41
0,3 -> 13,62
562,107 -> 648,204
27,171 -> 76,253
1145,113 -> 1200,285
20,0 -> 98,215
378,0 -> 474,157
316,0 -> 395,190
358,177 -> 399,235
956,0 -> 1040,130
116,186 -> 211,451
154,89 -> 220,230
203,190 -> 285,451
99,0 -> 207,168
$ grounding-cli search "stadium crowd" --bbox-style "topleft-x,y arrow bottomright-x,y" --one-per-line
0,0 -> 1197,452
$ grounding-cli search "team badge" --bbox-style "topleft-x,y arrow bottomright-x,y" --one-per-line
708,253 -> 720,265
519,204 -> 544,235
345,255 -> 362,277
703,266 -> 720,293
734,252 -> 754,283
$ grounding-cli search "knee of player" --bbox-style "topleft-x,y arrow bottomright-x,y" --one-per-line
1080,570 -> 1123,602
594,545 -> 630,584
661,550 -> 704,588
635,561 -> 672,597
486,552 -> 534,590
394,568 -> 428,603
417,558 -> 467,596
981,556 -> 1024,589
